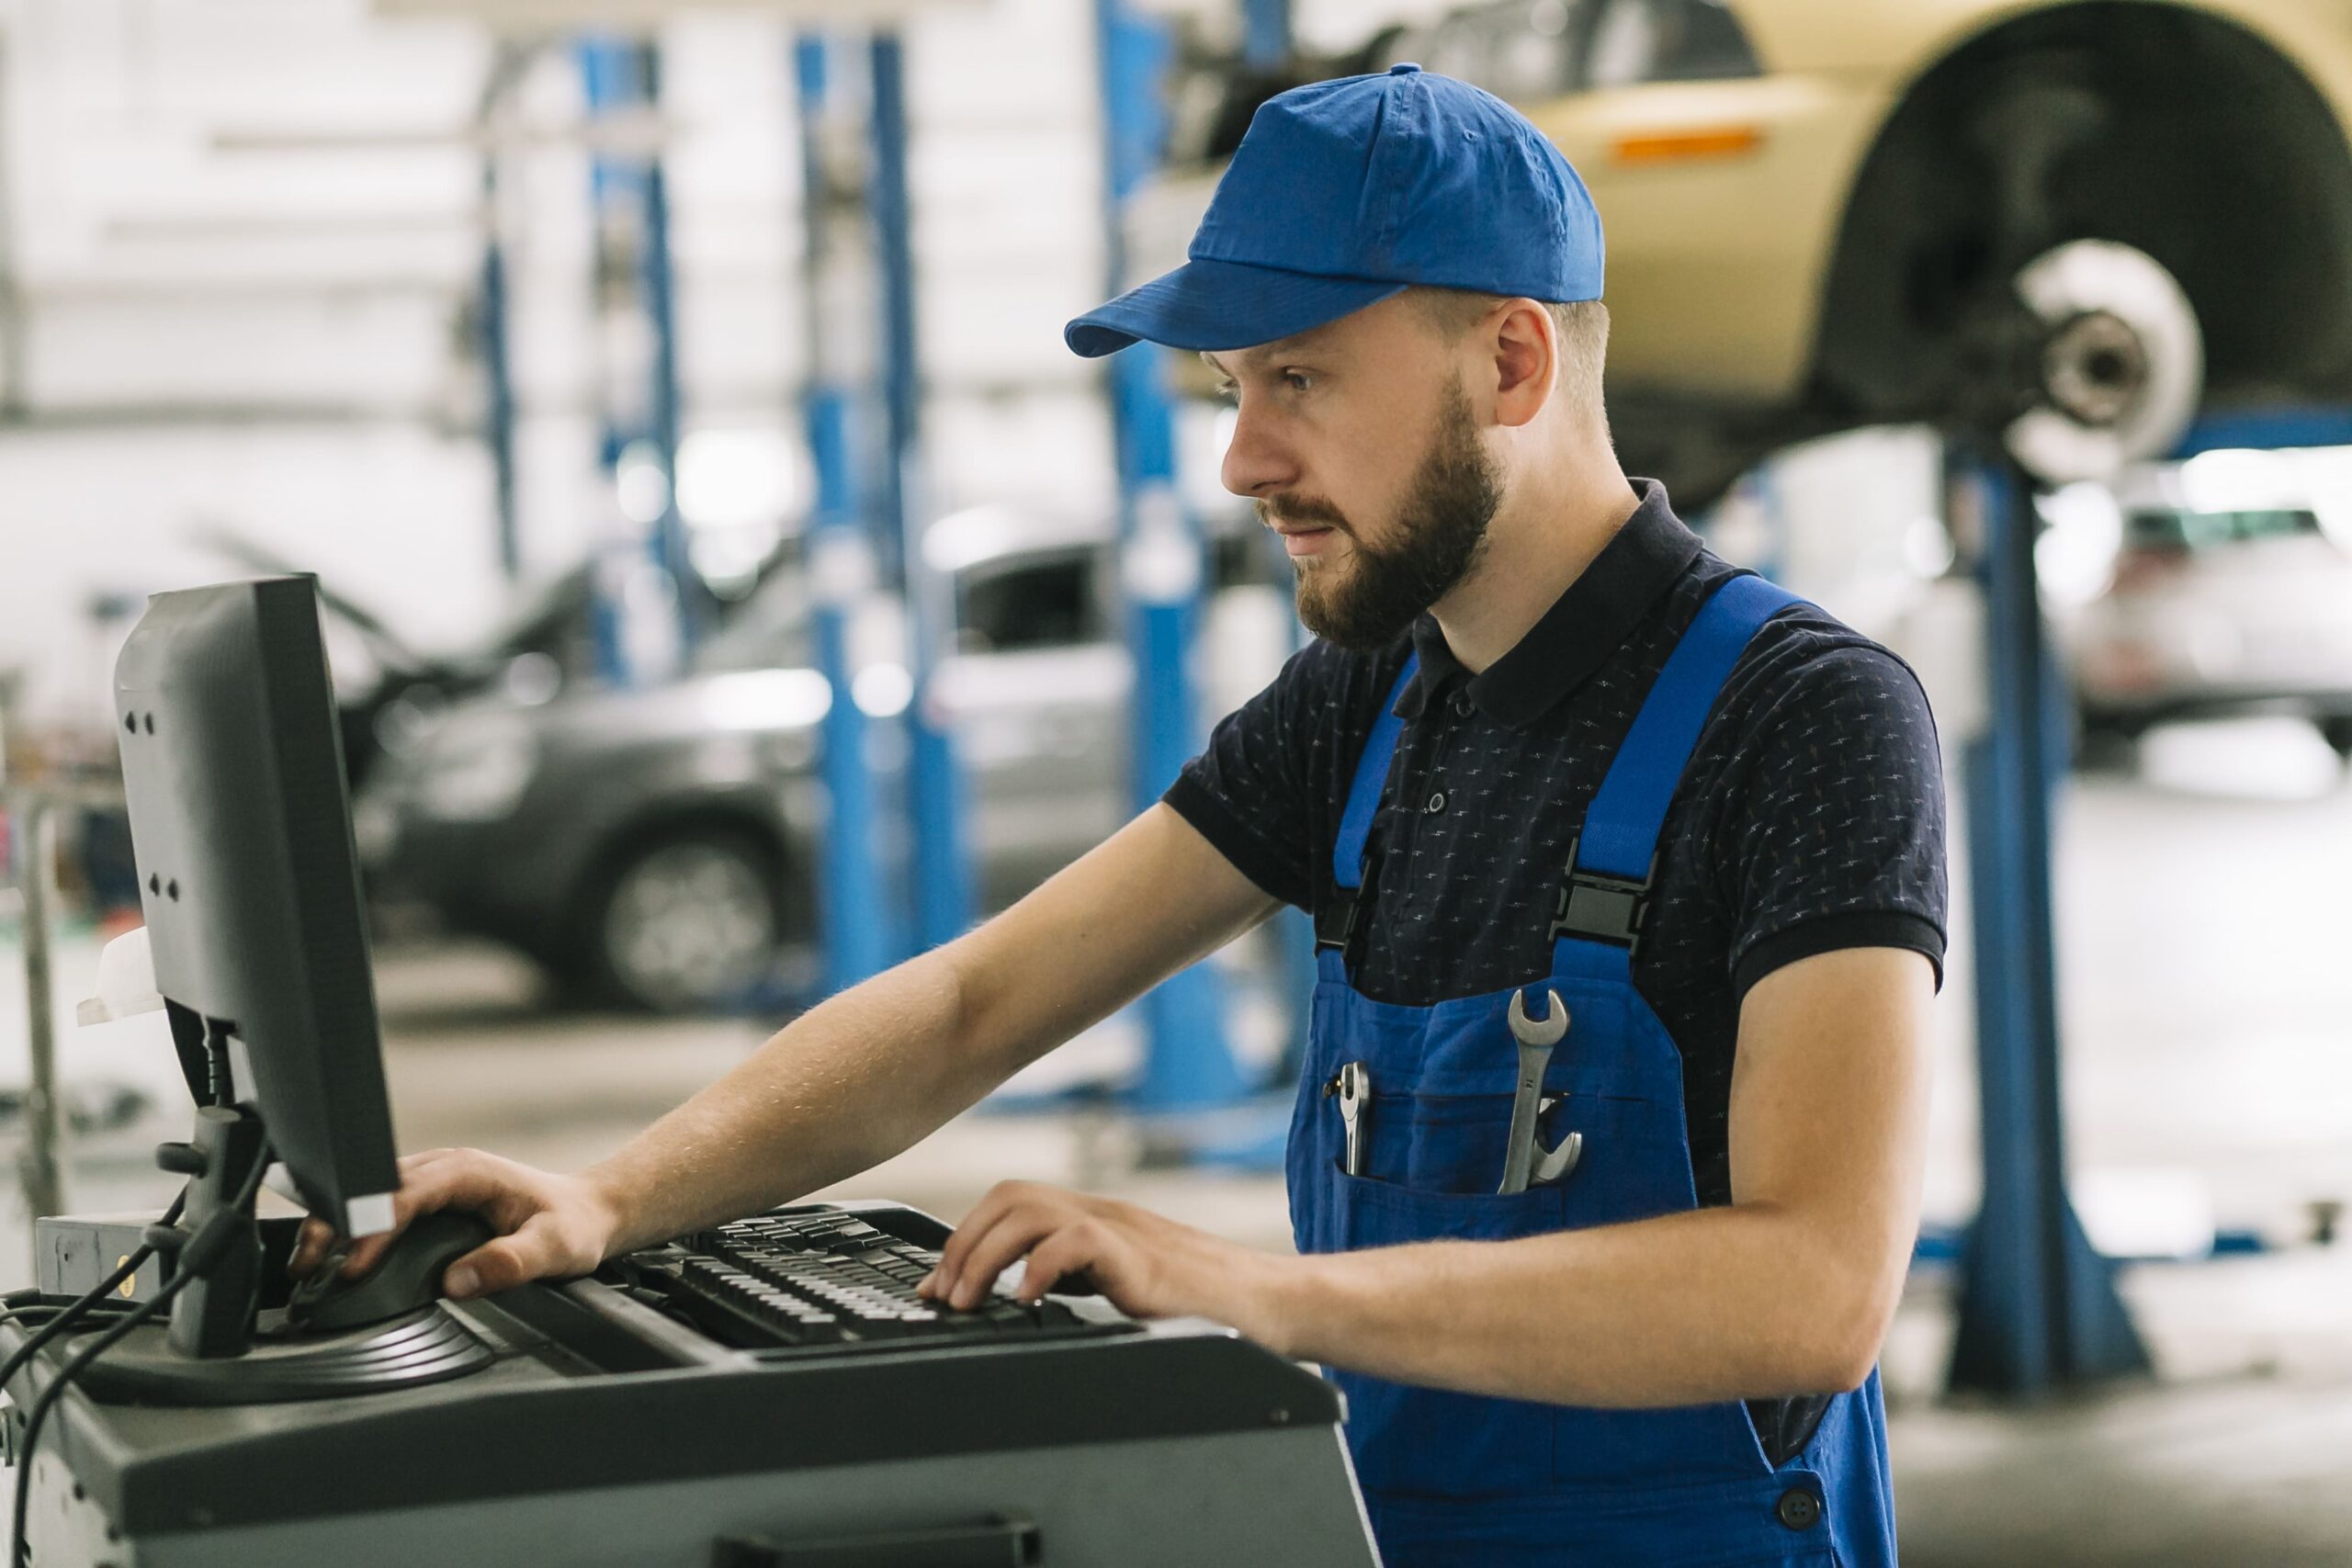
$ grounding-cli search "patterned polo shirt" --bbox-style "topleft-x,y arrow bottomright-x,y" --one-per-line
1164,478 -> 1949,1462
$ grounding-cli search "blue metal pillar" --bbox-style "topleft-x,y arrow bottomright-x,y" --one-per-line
639,106 -> 695,653
1240,0 -> 1291,67
796,34 -> 893,993
868,33 -> 974,951
579,37 -> 694,682
1232,0 -> 1317,1083
479,154 -> 520,581
1095,0 -> 1244,1111
1948,448 -> 2148,1395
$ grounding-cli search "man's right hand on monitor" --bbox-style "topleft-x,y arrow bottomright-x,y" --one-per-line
288,1147 -> 623,1299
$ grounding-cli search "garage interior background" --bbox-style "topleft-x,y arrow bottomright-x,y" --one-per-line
3,0 -> 2351,1562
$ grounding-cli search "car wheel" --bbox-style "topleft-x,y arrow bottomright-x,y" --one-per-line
2002,240 -> 2204,486
590,829 -> 784,1012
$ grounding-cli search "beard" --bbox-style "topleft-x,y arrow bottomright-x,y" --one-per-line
1261,378 -> 1501,653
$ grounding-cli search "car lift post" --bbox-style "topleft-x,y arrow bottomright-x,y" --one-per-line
795,33 -> 896,990
1948,447 -> 2150,1395
1091,0 -> 1244,1112
579,37 -> 695,683
476,88 -> 521,583
1237,0 -> 1321,1079
1241,0 -> 1289,65
869,32 -> 974,953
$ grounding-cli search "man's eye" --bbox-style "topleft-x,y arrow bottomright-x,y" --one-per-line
1283,371 -> 1314,394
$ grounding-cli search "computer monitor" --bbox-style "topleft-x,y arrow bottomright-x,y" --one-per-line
113,574 -> 399,1241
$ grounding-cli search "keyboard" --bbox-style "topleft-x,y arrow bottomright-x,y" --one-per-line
619,1207 -> 1129,1355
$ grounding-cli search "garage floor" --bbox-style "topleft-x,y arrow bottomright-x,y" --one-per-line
6,717 -> 2349,1563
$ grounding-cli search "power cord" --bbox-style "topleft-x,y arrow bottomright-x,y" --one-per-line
9,1153 -> 262,1565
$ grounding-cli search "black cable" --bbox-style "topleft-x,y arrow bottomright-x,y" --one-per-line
0,1189 -> 187,1401
8,1278 -> 192,1565
10,1159 -> 255,1565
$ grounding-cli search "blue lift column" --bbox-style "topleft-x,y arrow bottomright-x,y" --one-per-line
1094,0 -> 1244,1111
1948,449 -> 2150,1395
579,37 -> 695,682
796,34 -> 894,992
1241,0 -> 1290,67
479,152 -> 520,581
868,33 -> 974,953
1238,0 -> 1318,1076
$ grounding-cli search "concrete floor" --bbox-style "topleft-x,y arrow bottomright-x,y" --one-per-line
4,716 -> 2349,1562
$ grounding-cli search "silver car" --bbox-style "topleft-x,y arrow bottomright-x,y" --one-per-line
355,506 -> 1279,1010
2064,457 -> 2352,758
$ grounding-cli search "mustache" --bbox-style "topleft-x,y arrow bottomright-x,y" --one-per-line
1258,494 -> 1352,533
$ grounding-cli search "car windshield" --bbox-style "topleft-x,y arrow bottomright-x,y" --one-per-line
2125,507 -> 2323,551
693,570 -> 816,673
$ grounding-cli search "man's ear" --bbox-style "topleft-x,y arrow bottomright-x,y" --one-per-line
1489,300 -> 1556,430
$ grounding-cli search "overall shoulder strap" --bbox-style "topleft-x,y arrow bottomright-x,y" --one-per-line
1316,653 -> 1419,974
1551,572 -> 1805,981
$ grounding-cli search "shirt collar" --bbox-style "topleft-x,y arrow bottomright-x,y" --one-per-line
1396,478 -> 1702,727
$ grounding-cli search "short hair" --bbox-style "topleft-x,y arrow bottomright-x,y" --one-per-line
1412,288 -> 1609,423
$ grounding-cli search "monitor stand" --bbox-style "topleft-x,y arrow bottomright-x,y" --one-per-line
63,1101 -> 493,1407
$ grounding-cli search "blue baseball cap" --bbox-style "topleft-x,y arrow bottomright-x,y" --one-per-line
1065,63 -> 1603,358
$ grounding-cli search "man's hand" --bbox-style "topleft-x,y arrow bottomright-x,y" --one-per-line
918,1180 -> 1300,1350
288,1148 -> 625,1300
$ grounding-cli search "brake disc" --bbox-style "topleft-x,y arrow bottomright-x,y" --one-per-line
2004,239 -> 2203,485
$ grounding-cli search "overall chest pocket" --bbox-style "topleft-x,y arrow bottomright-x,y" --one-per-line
1330,1168 -> 1568,1498
1317,1084 -> 1722,1501
1349,1085 -> 1689,1220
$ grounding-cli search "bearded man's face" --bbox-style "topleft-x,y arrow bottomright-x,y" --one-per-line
1209,294 -> 1505,651
1260,376 -> 1499,650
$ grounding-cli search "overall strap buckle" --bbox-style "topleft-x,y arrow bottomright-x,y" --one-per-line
1549,831 -> 1657,961
1316,853 -> 1383,957
1314,893 -> 1361,953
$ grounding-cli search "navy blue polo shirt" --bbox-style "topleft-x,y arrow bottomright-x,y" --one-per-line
1165,479 -> 1949,1456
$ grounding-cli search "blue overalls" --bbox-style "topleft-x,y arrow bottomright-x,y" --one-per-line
1287,574 -> 1898,1566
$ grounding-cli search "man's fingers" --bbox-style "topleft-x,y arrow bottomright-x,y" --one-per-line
928,1181 -> 1027,1290
288,1216 -> 337,1279
337,1153 -> 515,1278
441,1216 -> 571,1299
922,1199 -> 1029,1304
1013,1225 -> 1104,1303
941,1207 -> 1069,1311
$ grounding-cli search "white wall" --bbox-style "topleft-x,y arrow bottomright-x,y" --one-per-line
0,0 -> 1143,730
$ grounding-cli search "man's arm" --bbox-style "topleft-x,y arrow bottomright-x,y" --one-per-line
925,944 -> 1934,1406
294,804 -> 1279,1294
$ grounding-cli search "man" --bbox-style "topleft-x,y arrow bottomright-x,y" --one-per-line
300,67 -> 1944,1565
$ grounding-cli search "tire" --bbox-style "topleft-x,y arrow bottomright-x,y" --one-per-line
584,829 -> 785,1012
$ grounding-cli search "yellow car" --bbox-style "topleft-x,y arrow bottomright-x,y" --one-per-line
1155,0 -> 2352,502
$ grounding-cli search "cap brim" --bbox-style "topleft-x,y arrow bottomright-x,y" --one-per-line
1065,258 -> 1407,358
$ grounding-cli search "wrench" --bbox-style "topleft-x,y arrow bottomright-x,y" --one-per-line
1336,1062 -> 1373,1177
1498,987 -> 1584,1193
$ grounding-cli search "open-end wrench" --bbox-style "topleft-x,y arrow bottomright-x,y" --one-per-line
1498,988 -> 1583,1193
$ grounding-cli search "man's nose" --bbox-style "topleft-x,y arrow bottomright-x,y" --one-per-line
1220,405 -> 1296,499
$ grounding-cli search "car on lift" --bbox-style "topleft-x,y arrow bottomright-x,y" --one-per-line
2063,457 -> 2352,758
1150,0 -> 2352,504
353,507 -> 1283,1012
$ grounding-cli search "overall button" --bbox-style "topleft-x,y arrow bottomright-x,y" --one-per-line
1775,1488 -> 1823,1531
1425,792 -> 1447,815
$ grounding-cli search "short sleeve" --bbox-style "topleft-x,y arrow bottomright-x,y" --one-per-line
1162,643 -> 1329,909
1717,643 -> 1950,998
